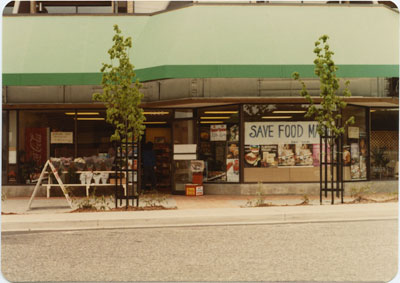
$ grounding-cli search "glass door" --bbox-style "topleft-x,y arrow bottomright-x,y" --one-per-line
172,119 -> 195,194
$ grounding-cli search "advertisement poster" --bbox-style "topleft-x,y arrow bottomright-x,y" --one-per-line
226,159 -> 239,182
350,143 -> 361,179
295,144 -> 313,166
278,144 -> 296,166
343,145 -> 351,166
228,125 -> 239,142
244,145 -> 260,167
360,156 -> 367,179
359,138 -> 367,157
312,144 -> 320,166
210,124 -> 227,141
227,143 -> 239,159
25,128 -> 48,166
260,145 -> 278,168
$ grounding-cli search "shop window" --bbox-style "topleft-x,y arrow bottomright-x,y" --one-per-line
370,108 -> 399,180
342,106 -> 368,181
2,111 -> 9,184
198,105 -> 240,183
16,110 -> 75,184
243,104 -> 321,183
76,111 -> 114,157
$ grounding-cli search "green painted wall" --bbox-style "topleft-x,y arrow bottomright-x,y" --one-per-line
2,4 -> 399,85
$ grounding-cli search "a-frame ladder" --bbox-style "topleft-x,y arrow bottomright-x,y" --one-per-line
27,160 -> 73,210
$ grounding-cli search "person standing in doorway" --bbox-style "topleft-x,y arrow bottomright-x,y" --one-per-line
142,142 -> 157,192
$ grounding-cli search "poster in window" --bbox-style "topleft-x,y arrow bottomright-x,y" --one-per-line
295,144 -> 313,166
226,159 -> 239,182
312,144 -> 320,166
350,143 -> 361,179
200,127 -> 210,141
51,131 -> 73,144
244,145 -> 261,167
359,137 -> 367,157
228,125 -> 239,141
343,145 -> 351,166
25,128 -> 48,166
348,126 -> 360,139
227,143 -> 239,159
278,144 -> 296,166
260,145 -> 278,168
210,124 -> 227,141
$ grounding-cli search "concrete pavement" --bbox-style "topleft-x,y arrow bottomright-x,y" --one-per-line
1,195 -> 398,232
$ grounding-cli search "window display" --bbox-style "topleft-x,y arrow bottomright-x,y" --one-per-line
342,106 -> 368,180
198,106 -> 240,183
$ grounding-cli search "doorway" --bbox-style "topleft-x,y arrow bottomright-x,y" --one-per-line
144,127 -> 172,193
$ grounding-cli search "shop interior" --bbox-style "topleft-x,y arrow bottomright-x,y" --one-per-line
3,104 -> 398,189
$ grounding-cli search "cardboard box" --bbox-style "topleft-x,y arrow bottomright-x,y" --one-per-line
185,184 -> 203,196
192,172 -> 203,185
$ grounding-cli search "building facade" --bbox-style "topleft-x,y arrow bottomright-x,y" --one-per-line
2,1 -> 399,195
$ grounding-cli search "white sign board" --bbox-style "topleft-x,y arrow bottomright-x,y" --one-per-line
51,132 -> 73,144
210,124 -> 227,141
174,154 -> 197,160
174,144 -> 197,154
348,126 -> 360,139
245,121 -> 319,145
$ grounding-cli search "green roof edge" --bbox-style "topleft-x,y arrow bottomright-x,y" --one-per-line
3,64 -> 399,86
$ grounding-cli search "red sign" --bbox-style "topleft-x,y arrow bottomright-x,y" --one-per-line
25,128 -> 48,166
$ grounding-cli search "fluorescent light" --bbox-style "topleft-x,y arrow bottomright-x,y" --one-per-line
76,117 -> 105,121
143,121 -> 167,124
143,111 -> 169,115
204,111 -> 238,114
370,110 -> 376,112
65,112 -> 100,115
200,116 -> 230,119
200,121 -> 224,124
273,110 -> 306,114
262,116 -> 292,119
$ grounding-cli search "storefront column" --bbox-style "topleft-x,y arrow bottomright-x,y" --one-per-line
239,104 -> 244,183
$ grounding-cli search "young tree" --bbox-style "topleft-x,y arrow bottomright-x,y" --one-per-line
292,34 -> 354,142
93,24 -> 146,142
292,34 -> 355,204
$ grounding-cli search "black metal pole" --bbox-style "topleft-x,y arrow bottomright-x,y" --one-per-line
125,122 -> 129,208
114,141 -> 118,208
320,135 -> 322,204
137,140 -> 141,207
324,128 -> 328,198
331,136 -> 334,205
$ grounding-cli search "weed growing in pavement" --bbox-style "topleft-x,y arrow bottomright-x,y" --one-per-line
68,187 -> 114,211
141,190 -> 168,207
245,182 -> 272,207
349,185 -> 376,202
348,185 -> 379,203
298,194 -> 310,205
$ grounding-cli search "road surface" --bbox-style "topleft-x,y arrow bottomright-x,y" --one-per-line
2,219 -> 397,282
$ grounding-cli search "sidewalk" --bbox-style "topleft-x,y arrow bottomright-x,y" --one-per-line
1,194 -> 398,232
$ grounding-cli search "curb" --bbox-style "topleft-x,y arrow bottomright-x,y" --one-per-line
2,203 -> 398,232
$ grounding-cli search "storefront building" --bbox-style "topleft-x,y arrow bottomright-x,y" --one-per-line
2,2 -> 399,195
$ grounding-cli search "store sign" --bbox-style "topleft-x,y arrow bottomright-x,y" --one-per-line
245,121 -> 319,145
51,132 -> 73,144
210,124 -> 227,141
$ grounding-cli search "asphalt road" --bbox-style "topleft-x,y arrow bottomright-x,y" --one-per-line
2,220 -> 398,282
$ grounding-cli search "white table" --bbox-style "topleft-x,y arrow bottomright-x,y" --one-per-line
45,171 -> 131,198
